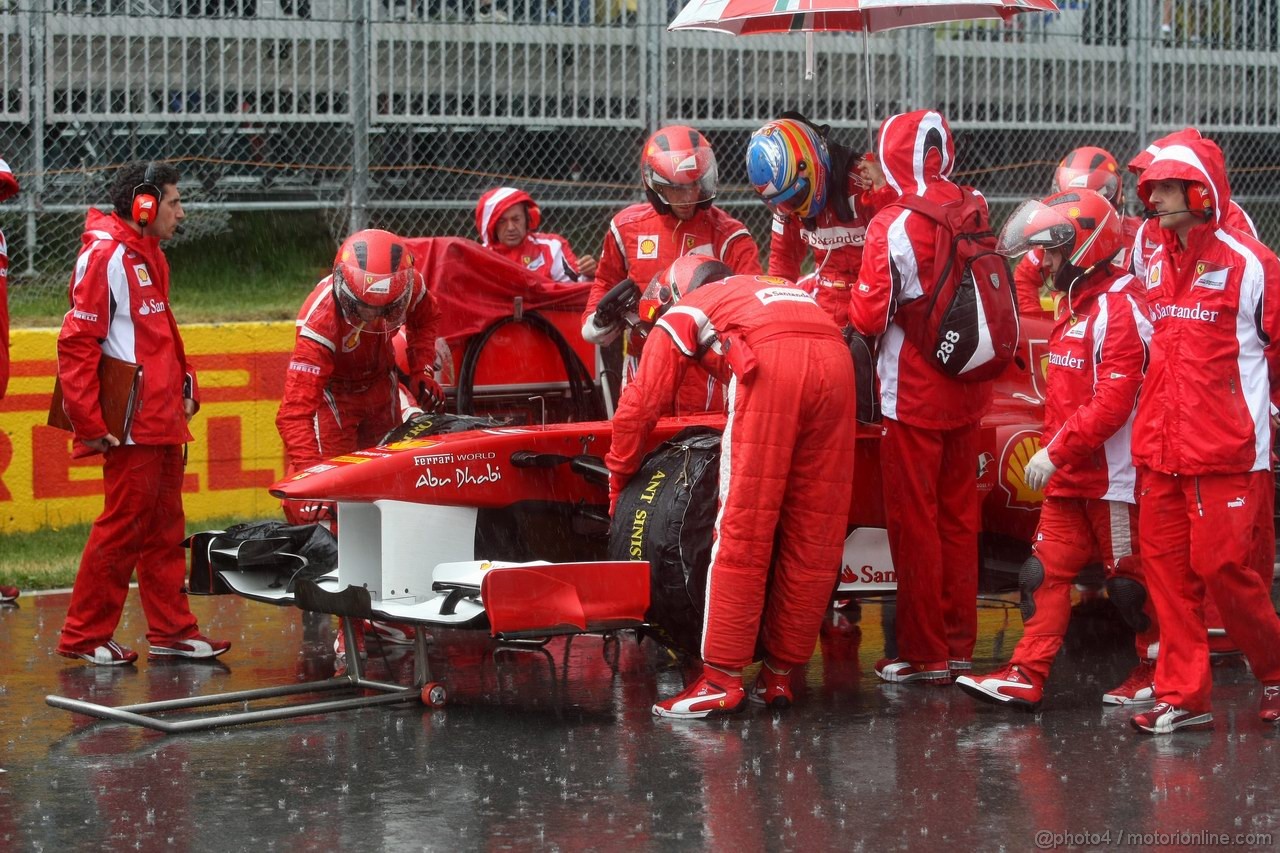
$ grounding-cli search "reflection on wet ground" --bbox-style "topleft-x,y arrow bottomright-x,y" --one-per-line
2,589 -> 1278,850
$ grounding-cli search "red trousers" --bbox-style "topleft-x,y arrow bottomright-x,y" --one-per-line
881,419 -> 980,671
1011,497 -> 1157,683
1140,469 -> 1280,712
700,338 -> 857,670
1201,469 -> 1275,642
59,444 -> 200,651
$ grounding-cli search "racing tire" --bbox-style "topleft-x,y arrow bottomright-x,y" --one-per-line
606,427 -> 721,656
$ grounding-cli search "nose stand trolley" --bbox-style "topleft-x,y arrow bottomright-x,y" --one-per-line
45,521 -> 650,733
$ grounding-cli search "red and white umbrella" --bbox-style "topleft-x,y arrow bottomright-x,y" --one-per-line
669,0 -> 1059,142
669,0 -> 1060,36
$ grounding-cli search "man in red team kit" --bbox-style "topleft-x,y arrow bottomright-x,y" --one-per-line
474,186 -> 597,282
581,125 -> 760,414
0,156 -> 20,604
1127,137 -> 1280,734
958,189 -> 1159,712
276,229 -> 441,653
605,257 -> 856,719
1014,146 -> 1141,317
848,109 -> 993,686
745,113 -> 893,328
55,161 -> 229,665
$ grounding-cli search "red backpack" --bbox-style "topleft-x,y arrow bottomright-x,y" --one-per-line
892,191 -> 1019,382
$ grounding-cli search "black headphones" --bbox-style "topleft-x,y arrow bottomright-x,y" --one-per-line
131,162 -> 161,227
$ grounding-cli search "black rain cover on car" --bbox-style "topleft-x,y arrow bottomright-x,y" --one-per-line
380,412 -> 507,445
187,521 -> 339,594
607,427 -> 721,655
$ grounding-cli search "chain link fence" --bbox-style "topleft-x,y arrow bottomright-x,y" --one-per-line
2,0 -> 1279,302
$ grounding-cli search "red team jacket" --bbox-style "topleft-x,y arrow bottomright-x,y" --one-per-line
584,203 -> 760,317
767,163 -> 895,327
487,233 -> 581,283
1039,268 -> 1152,502
277,275 -> 439,470
1132,138 -> 1280,475
848,110 -> 993,429
57,209 -> 197,451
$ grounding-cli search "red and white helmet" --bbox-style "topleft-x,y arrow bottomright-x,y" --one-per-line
641,125 -> 718,215
638,256 -> 731,324
998,189 -> 1122,286
331,229 -> 419,334
474,186 -> 541,247
1053,146 -> 1122,208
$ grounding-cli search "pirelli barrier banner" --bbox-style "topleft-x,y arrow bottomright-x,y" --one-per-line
0,322 -> 295,534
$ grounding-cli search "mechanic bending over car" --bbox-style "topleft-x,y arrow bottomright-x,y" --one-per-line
275,228 -> 441,656
581,124 -> 761,415
606,257 -> 857,719
55,160 -> 230,666
745,112 -> 893,328
474,186 -> 597,283
958,188 -> 1159,713
1122,136 -> 1280,734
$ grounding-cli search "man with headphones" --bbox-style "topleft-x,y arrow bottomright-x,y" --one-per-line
1127,136 -> 1280,733
54,160 -> 230,666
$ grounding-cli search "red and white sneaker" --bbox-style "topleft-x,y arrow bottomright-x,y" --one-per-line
875,657 -> 951,685
149,634 -> 231,659
748,665 -> 794,710
1130,702 -> 1214,734
956,664 -> 1043,711
1260,685 -> 1280,723
57,640 -> 139,667
366,620 -> 417,645
652,671 -> 747,720
1102,660 -> 1157,706
0,585 -> 18,603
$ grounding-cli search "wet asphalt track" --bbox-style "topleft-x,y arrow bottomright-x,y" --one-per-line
2,587 -> 1278,852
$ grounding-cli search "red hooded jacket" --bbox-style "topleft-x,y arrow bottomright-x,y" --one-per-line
1132,137 -> 1280,475
474,187 -> 583,282
848,109 -> 993,429
57,209 -> 197,451
1039,267 -> 1151,501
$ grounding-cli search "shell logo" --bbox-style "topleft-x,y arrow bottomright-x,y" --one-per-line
640,238 -> 657,255
999,430 -> 1045,510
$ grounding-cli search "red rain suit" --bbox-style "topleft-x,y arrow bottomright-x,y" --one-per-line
606,275 -> 856,670
1133,136 -> 1280,713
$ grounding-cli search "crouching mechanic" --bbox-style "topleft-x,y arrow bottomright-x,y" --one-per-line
1126,137 -> 1280,734
605,257 -> 857,719
957,189 -> 1158,712
276,229 -> 440,650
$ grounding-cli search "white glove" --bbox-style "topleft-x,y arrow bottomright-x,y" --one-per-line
581,311 -> 621,346
1023,447 -> 1057,493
